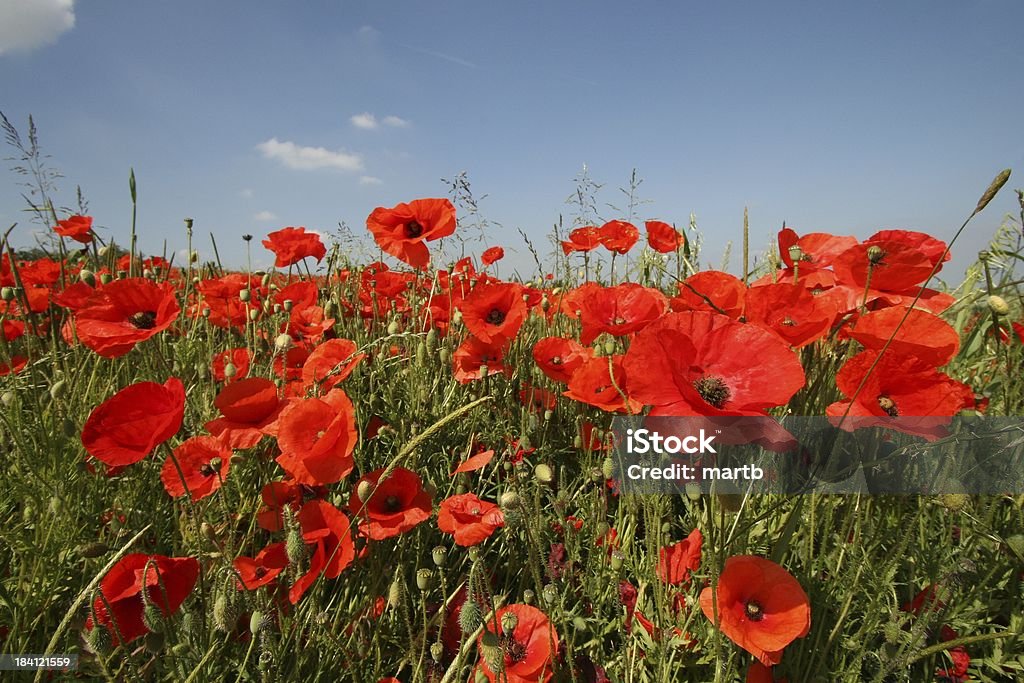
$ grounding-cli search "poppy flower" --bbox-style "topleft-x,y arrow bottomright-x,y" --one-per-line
561,226 -> 602,255
657,528 -> 703,585
848,306 -> 959,366
575,282 -> 667,345
53,214 -> 94,244
597,220 -> 639,254
262,227 -> 327,268
86,553 -> 200,646
563,355 -> 642,414
747,662 -> 788,683
366,198 -> 457,269
81,378 -> 186,467
234,542 -> 288,590
301,338 -> 365,391
699,555 -> 810,666
670,271 -> 746,319
276,389 -> 358,485
348,467 -> 433,540
289,499 -> 357,604
75,278 -> 180,357
160,436 -> 231,500
744,282 -> 837,349
462,282 -> 528,343
476,604 -> 559,683
437,493 -> 504,546
482,246 -> 505,266
205,377 -> 282,449
452,336 -> 511,384
645,220 -> 685,253
623,311 -> 805,416
532,336 -> 593,384
518,384 -> 558,413
194,274 -> 263,329
0,356 -> 29,376
832,238 -> 936,292
453,448 -> 495,475
256,479 -> 327,532
777,227 -> 857,271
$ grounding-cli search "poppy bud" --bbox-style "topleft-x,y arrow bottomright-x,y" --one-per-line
430,642 -> 444,663
416,569 -> 433,591
542,583 -> 559,605
98,243 -> 113,257
425,328 -> 438,351
79,269 -> 96,286
250,610 -> 267,635
439,348 -> 451,364
144,630 -> 165,653
202,307 -> 212,318
416,342 -> 427,366
480,631 -> 504,673
116,270 -> 127,280
274,333 -> 293,353
77,542 -> 109,558
386,320 -> 400,335
499,491 -> 520,511
938,493 -> 970,512
190,251 -> 199,263
100,273 -> 113,285
602,339 -> 616,356
589,467 -> 603,484
230,454 -> 246,466
1,391 -> 14,407
610,551 -> 625,571
143,603 -> 164,633
283,299 -> 293,312
239,289 -> 251,302
286,527 -> 308,568
573,434 -> 583,449
534,463 -> 555,485
523,589 -> 536,605
500,611 -> 518,635
882,619 -> 905,645
0,287 -> 13,301
987,295 -> 1010,316
213,593 -> 239,632
431,546 -> 448,568
201,522 -> 218,544
85,623 -> 111,654
222,362 -> 237,379
602,458 -> 614,480
324,300 -> 336,318
388,575 -> 404,609
143,268 -> 153,279
49,380 -> 67,401
458,597 -> 482,633
356,480 -> 373,503
451,310 -> 463,326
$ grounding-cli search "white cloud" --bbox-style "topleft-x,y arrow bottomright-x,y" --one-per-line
350,112 -> 378,130
359,176 -> 383,186
0,0 -> 75,55
256,138 -> 363,172
254,210 -> 277,221
382,115 -> 409,128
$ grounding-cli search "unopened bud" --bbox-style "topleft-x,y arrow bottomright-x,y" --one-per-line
223,362 -> 237,379
239,289 -> 251,302
534,463 -> 554,485
79,269 -> 96,286
987,295 -> 1010,316
49,380 -> 67,401
0,287 -> 14,301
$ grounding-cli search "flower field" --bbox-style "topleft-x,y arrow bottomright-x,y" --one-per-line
2,169 -> 1024,683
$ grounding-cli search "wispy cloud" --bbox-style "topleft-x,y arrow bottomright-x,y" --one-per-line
400,44 -> 478,69
0,0 -> 75,56
256,138 -> 363,172
351,112 -> 378,130
253,210 -> 277,221
359,176 -> 383,186
382,115 -> 409,128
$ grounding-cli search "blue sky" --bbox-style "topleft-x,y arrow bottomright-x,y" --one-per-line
1,1 -> 1022,277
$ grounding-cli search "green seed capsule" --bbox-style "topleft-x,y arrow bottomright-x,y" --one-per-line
50,380 -> 67,400
987,295 -> 1010,316
79,269 -> 96,286
387,320 -> 400,335
239,289 -> 251,302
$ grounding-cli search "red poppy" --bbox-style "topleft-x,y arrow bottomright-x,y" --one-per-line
777,227 -> 857,270
670,271 -> 746,319
462,282 -> 528,343
349,467 -> 433,540
301,338 -> 365,391
276,389 -> 358,485
532,336 -> 593,383
255,479 -> 327,532
563,355 -> 642,414
453,448 -> 495,474
645,220 -> 684,253
437,493 -> 504,546
657,528 -> 703,585
744,282 -> 837,349
476,604 -> 559,683
518,384 -> 558,413
699,555 -> 810,666
234,542 -> 288,590
289,499 -> 357,604
832,238 -> 936,292
560,226 -> 602,255
205,377 -> 282,449
211,347 -> 251,382
194,274 -> 263,329
576,282 -> 667,345
366,198 -> 457,269
86,554 -> 200,646
623,311 -> 805,416
848,306 -> 959,367
482,246 -> 505,266
160,436 -> 231,500
75,278 -> 180,357
81,378 -> 186,467
452,336 -> 511,384
597,220 -> 639,254
54,214 -> 94,243
262,227 -> 327,268
747,662 -> 788,683
0,356 -> 29,376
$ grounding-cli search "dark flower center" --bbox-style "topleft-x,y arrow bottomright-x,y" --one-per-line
254,566 -> 267,578
384,495 -> 402,512
486,308 -> 506,325
781,317 -> 796,326
200,463 -> 217,477
878,395 -> 899,417
128,310 -> 158,329
613,316 -> 627,325
404,220 -> 424,238
693,376 -> 731,409
550,356 -> 563,366
501,635 -> 528,664
745,600 -> 765,621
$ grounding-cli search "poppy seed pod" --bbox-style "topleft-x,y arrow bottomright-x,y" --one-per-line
274,333 -> 293,353
0,287 -> 14,301
416,568 -> 433,591
866,245 -> 885,264
239,289 -> 251,303
542,583 -> 559,605
283,299 -> 293,312
79,269 -> 96,286
523,589 -> 536,605
431,546 -> 447,568
356,479 -> 373,503
223,362 -> 237,378
500,611 -> 518,635
987,295 -> 1010,316
535,463 -> 555,485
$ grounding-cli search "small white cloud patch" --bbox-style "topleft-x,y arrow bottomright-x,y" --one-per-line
256,138 -> 363,172
351,113 -> 378,130
0,0 -> 76,55
383,115 -> 409,128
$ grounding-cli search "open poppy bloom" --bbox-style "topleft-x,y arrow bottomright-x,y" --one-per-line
289,499 -> 357,604
476,604 -> 559,683
262,226 -> 327,268
160,435 -> 231,500
234,542 -> 288,590
205,377 -> 282,449
847,306 -> 960,367
575,282 -> 667,345
275,389 -> 358,485
482,246 -> 505,266
645,220 -> 685,253
53,214 -> 94,243
623,311 -> 805,416
563,355 -> 642,414
532,336 -> 593,383
437,493 -> 504,546
670,271 -> 747,319
744,282 -> 837,349
348,467 -> 433,540
74,278 -> 180,357
560,226 -> 602,255
81,378 -> 186,467
366,198 -> 457,269
597,219 -> 639,254
452,336 -> 511,384
462,282 -> 528,344
657,528 -> 703,585
699,555 -> 810,666
301,338 -> 366,391
86,553 -> 200,646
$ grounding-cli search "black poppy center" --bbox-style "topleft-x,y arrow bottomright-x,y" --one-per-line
486,308 -> 506,325
200,463 -> 217,477
613,316 -> 627,325
128,310 -> 158,329
781,317 -> 796,326
693,376 -> 731,409
254,566 -> 268,579
878,395 -> 899,417
404,220 -> 424,238
745,600 -> 765,622
384,495 -> 402,512
550,356 -> 563,366
501,635 -> 527,664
